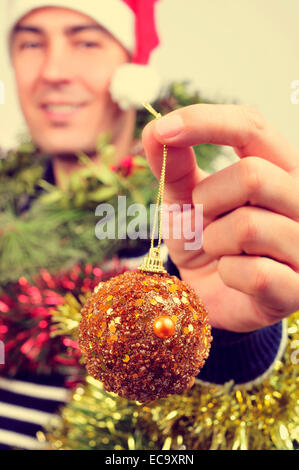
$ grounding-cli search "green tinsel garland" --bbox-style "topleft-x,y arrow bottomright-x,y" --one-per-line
0,82 -> 224,286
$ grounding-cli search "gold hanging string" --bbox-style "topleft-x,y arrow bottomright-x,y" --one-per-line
148,144 -> 167,251
138,104 -> 168,274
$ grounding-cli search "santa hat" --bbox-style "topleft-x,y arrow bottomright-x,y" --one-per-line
6,0 -> 161,110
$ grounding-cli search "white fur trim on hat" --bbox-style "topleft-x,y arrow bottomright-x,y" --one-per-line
6,0 -> 135,54
109,63 -> 161,110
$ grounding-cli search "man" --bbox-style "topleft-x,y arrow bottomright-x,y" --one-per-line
0,0 -> 298,449
6,0 -> 160,188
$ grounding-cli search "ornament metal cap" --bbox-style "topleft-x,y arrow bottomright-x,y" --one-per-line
138,247 -> 167,274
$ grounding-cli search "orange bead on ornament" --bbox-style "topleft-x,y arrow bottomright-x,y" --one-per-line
153,316 -> 176,339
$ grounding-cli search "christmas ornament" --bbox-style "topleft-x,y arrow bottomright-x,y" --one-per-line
78,104 -> 212,402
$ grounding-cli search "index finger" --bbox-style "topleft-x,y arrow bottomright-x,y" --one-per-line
152,104 -> 299,172
142,120 -> 206,204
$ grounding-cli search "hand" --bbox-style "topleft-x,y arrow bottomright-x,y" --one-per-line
142,104 -> 299,332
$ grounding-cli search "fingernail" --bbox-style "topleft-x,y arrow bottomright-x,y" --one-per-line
155,114 -> 184,138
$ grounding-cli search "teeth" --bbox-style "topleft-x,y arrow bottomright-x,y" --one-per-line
45,104 -> 80,112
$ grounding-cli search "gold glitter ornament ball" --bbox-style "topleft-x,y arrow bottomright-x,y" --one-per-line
79,270 -> 212,403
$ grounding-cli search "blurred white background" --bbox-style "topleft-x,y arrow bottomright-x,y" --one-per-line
0,0 -> 298,150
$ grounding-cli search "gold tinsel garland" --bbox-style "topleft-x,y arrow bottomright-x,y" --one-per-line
42,312 -> 299,450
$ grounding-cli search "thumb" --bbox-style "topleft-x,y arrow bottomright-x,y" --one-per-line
142,119 -> 206,204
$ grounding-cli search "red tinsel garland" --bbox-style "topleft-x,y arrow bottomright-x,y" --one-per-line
0,260 -> 129,387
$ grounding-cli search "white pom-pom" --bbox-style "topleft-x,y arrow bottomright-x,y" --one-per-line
109,63 -> 161,110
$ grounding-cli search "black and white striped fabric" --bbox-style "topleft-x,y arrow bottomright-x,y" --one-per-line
0,376 -> 69,450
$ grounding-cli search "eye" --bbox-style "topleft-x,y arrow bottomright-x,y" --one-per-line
20,42 -> 44,50
77,41 -> 101,48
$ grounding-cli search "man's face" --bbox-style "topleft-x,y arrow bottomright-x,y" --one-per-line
11,7 -> 130,154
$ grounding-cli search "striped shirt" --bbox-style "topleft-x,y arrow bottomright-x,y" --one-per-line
0,375 -> 69,450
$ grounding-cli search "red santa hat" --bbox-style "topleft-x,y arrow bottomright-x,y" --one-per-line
6,0 -> 161,110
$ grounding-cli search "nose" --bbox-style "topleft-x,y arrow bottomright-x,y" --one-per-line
40,41 -> 74,85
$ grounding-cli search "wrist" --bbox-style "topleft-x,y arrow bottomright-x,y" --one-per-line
197,320 -> 287,386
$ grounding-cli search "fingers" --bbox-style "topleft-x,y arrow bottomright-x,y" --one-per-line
203,206 -> 299,271
217,255 -> 299,323
142,120 -> 208,204
142,104 -> 299,209
152,104 -> 299,172
192,157 -> 299,223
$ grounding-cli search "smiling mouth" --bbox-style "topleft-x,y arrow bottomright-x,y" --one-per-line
40,103 -> 89,123
42,103 -> 86,112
